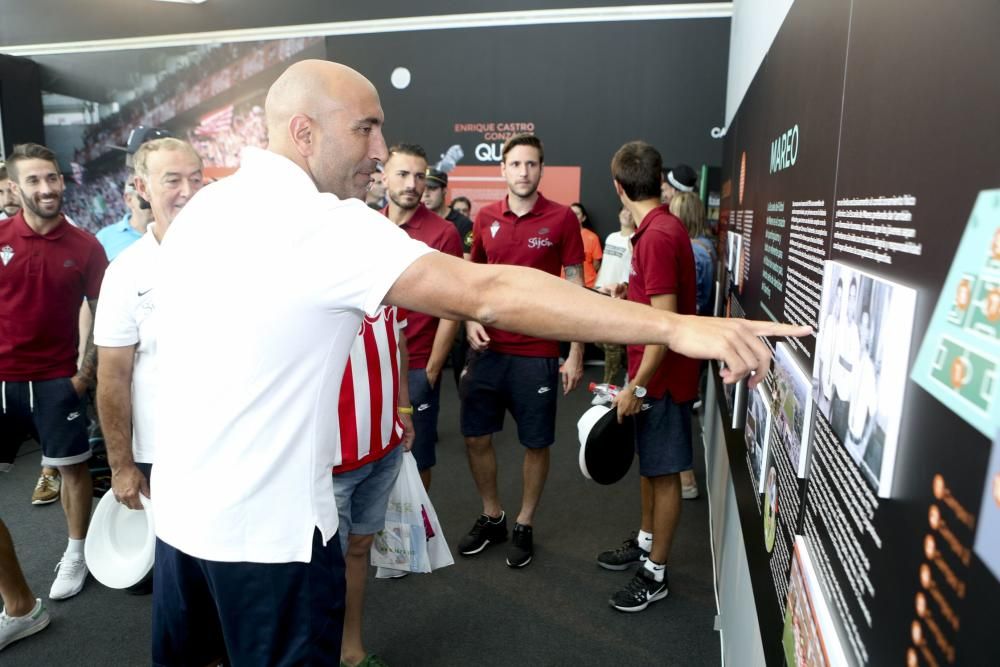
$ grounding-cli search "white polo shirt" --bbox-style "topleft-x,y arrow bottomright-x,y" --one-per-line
152,148 -> 433,564
93,225 -> 161,464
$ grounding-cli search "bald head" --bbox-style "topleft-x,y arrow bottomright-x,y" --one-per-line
263,60 -> 388,199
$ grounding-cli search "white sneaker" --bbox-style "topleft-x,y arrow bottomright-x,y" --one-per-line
49,555 -> 88,600
0,599 -> 50,651
682,483 -> 700,500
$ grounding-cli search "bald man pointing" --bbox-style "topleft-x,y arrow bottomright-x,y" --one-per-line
150,60 -> 807,665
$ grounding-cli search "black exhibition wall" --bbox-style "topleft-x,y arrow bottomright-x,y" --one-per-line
325,17 -> 729,239
718,0 -> 1000,664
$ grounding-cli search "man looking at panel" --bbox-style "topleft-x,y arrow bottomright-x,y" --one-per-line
457,133 -> 586,569
382,144 -> 463,489
95,138 -> 204,515
0,143 -> 107,601
598,141 -> 700,612
148,59 -> 807,665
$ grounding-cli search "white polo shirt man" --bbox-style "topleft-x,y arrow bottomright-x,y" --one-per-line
152,147 -> 432,563
93,226 -> 161,467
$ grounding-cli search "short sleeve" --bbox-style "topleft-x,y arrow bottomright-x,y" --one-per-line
94,257 -> 139,347
470,212 -> 487,264
591,234 -> 603,261
303,200 -> 434,317
559,210 -> 585,267
441,223 -> 463,259
85,239 -> 109,301
638,227 -> 680,297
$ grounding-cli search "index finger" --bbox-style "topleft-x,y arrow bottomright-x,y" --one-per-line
746,321 -> 813,338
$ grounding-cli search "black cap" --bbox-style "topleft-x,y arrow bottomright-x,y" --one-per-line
666,164 -> 698,193
109,126 -> 173,156
425,168 -> 448,188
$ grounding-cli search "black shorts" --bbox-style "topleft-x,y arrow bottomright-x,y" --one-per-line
634,394 -> 694,477
409,369 -> 442,471
460,350 -> 559,448
0,378 -> 91,467
152,529 -> 345,666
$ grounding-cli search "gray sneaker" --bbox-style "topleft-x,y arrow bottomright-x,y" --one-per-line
597,533 -> 649,570
0,599 -> 50,651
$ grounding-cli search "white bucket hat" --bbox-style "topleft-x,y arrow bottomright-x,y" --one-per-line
85,492 -> 155,589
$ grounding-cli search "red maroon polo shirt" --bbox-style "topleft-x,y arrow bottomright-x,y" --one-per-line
383,203 -> 463,370
626,205 -> 699,402
471,192 -> 584,357
0,211 -> 108,381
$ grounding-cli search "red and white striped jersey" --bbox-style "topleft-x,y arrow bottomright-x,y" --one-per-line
333,306 -> 407,473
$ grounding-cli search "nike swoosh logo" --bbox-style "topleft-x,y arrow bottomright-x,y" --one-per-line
417,403 -> 431,412
138,289 -> 153,297
537,387 -> 552,394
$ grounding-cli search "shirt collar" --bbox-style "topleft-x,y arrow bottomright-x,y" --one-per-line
500,191 -> 549,218
240,147 -> 324,198
632,203 -> 670,241
12,209 -> 70,239
381,202 -> 431,230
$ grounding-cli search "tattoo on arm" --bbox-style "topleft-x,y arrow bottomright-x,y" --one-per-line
78,299 -> 99,388
564,264 -> 584,286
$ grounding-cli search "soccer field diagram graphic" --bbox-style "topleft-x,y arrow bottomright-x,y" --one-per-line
912,190 -> 1000,438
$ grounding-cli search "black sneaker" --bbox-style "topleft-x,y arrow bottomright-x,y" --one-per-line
609,566 -> 669,612
457,512 -> 508,556
506,523 -> 534,568
597,533 -> 649,570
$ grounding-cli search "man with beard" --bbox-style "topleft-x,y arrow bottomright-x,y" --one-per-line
0,143 -> 107,601
458,133 -> 586,569
381,144 -> 463,489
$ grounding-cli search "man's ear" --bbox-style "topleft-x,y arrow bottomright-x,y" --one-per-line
288,114 -> 314,157
135,174 -> 151,202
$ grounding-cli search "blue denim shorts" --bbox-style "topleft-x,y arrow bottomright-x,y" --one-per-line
332,445 -> 403,553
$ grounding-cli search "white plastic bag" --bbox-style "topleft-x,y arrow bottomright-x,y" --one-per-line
371,451 -> 454,575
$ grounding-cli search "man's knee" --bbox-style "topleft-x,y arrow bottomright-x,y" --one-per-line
346,533 -> 375,559
57,461 -> 90,481
465,434 -> 492,451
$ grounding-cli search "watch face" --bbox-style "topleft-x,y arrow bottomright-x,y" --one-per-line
634,386 -> 647,398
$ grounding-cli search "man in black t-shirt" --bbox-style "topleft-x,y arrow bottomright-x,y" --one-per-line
422,167 -> 472,259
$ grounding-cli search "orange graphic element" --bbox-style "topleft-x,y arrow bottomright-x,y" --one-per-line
203,166 -> 238,181
920,563 -> 932,589
932,474 -> 945,500
993,472 -> 1000,508
955,278 -> 972,310
928,505 -> 941,530
915,592 -> 928,618
992,228 -> 1000,260
447,166 -> 581,221
986,287 -> 1000,322
911,620 -> 923,645
738,152 -> 747,206
924,534 -> 937,560
950,356 -> 969,388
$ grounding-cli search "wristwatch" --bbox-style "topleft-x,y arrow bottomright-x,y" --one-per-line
632,385 -> 648,398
